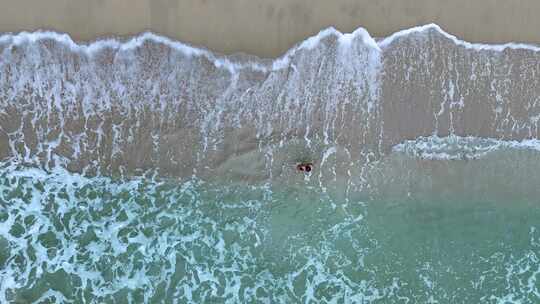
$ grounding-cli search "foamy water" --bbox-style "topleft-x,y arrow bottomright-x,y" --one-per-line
1,25 -> 539,303
393,135 -> 540,160
1,162 -> 538,303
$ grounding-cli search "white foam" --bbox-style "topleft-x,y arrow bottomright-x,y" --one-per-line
339,27 -> 380,51
0,31 -> 266,74
378,23 -> 540,51
2,23 -> 539,78
393,135 -> 540,160
272,26 -> 380,70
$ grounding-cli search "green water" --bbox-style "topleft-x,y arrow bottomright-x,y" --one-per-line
0,163 -> 538,303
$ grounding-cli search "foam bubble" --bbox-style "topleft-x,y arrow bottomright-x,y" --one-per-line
392,135 -> 540,160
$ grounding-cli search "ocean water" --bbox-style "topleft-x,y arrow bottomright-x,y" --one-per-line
1,25 -> 540,303
1,158 -> 539,303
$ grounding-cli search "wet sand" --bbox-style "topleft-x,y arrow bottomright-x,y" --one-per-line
1,0 -> 540,57
2,26 -> 540,184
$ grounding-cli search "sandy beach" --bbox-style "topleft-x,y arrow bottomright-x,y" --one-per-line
1,0 -> 540,57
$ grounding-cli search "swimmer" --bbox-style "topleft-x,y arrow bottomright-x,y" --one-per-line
296,162 -> 313,173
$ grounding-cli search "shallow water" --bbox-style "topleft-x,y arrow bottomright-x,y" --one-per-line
1,161 -> 538,303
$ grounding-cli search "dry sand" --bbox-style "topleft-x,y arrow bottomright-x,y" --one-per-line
0,0 -> 539,57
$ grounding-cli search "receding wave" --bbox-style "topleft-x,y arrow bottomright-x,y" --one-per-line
2,24 -> 540,182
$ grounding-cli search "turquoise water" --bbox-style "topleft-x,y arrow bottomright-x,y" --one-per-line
1,162 -> 538,303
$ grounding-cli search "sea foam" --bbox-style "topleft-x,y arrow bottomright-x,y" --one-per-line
2,23 -> 540,73
392,135 -> 540,160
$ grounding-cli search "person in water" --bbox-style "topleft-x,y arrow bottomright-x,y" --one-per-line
296,162 -> 313,172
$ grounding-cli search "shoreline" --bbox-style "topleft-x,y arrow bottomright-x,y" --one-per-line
1,0 -> 540,57
1,24 -> 540,71
2,26 -> 540,181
